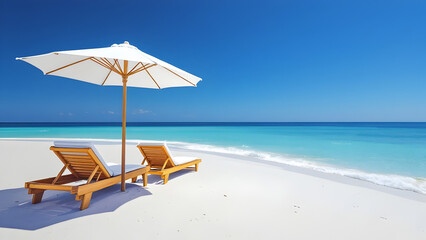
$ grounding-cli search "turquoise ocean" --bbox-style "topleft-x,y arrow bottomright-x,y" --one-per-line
1,122 -> 425,194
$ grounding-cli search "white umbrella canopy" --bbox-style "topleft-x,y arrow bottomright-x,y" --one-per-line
17,41 -> 201,89
17,41 -> 202,191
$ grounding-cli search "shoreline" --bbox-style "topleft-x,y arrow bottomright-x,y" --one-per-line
0,138 -> 425,239
1,137 -> 425,196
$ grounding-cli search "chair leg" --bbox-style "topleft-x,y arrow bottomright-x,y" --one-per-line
163,174 -> 169,184
195,163 -> 199,172
31,189 -> 45,204
142,173 -> 148,186
80,192 -> 93,210
132,177 -> 137,183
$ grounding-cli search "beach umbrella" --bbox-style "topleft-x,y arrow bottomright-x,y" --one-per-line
16,41 -> 201,191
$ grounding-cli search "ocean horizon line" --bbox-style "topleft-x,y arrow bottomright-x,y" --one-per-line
1,122 -> 426,128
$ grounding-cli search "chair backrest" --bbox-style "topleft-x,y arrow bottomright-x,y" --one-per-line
137,142 -> 176,169
51,141 -> 113,179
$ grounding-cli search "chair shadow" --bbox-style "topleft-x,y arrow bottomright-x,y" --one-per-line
144,169 -> 194,185
0,183 -> 151,230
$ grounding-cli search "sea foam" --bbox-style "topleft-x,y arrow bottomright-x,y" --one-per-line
167,141 -> 426,194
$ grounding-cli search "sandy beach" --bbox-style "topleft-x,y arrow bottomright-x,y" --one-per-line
0,139 -> 425,239
3,0 -> 426,239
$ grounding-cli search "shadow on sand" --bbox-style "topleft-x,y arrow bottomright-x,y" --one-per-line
0,183 -> 151,230
145,169 -> 194,185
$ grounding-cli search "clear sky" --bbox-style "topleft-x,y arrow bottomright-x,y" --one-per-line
1,0 -> 425,122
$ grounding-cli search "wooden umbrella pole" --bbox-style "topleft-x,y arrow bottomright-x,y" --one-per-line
121,60 -> 129,192
121,76 -> 127,192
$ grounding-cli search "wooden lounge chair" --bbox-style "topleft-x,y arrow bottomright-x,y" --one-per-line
25,141 -> 150,210
136,142 -> 201,184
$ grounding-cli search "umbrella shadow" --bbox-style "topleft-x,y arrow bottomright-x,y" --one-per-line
0,183 -> 151,230
143,169 -> 195,185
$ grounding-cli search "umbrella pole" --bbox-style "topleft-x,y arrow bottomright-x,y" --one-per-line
121,76 -> 128,192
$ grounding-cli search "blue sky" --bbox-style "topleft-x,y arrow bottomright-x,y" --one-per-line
1,0 -> 426,122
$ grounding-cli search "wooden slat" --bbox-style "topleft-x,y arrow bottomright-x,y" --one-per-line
71,168 -> 97,172
67,162 -> 94,167
61,154 -> 92,159
69,170 -> 95,173
70,165 -> 96,169
69,164 -> 95,168
50,147 -> 91,152
144,151 -> 167,155
69,162 -> 96,166
144,154 -> 168,157
144,152 -> 166,155
58,151 -> 88,155
27,183 -> 73,191
147,158 -> 168,161
64,156 -> 93,160
63,159 -> 92,164
68,163 -> 94,168
150,165 -> 166,168
143,150 -> 166,153
66,157 -> 94,161
145,155 -> 167,157
69,164 -> 96,168
72,170 -> 96,173
68,165 -> 94,169
145,154 -> 168,157
67,162 -> 93,165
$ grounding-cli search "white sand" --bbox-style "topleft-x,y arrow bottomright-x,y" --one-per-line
0,139 -> 425,239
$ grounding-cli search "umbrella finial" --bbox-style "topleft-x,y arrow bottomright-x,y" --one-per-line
111,41 -> 137,49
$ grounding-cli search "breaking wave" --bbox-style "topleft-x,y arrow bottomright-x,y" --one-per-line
168,141 -> 426,194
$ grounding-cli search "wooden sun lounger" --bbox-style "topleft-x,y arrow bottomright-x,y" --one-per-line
25,145 -> 150,210
137,144 -> 201,184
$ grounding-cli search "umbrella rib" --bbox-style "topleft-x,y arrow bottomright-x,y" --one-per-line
162,67 -> 196,86
142,63 -> 161,89
91,58 -> 121,75
128,63 -> 157,76
101,61 -> 117,85
98,57 -> 114,69
91,58 -> 112,70
114,59 -> 124,75
127,62 -> 141,75
100,58 -> 121,75
45,57 -> 93,75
